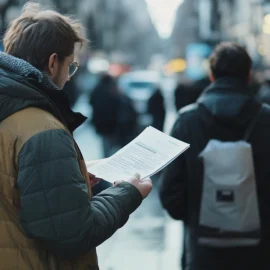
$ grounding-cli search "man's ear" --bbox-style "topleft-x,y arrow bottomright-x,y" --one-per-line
209,71 -> 215,82
47,53 -> 58,79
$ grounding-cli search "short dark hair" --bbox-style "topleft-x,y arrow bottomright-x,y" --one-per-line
3,2 -> 87,71
209,42 -> 252,80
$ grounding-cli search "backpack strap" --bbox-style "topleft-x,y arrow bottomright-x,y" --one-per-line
243,105 -> 263,141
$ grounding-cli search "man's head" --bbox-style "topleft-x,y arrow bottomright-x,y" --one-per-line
209,42 -> 252,82
3,2 -> 87,89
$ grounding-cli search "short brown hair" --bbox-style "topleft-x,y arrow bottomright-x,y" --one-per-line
3,2 -> 87,71
209,42 -> 252,80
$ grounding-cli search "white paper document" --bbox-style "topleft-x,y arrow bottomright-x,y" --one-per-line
88,126 -> 190,183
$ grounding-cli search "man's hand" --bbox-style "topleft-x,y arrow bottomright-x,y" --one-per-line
88,172 -> 101,187
114,173 -> 152,199
86,159 -> 105,187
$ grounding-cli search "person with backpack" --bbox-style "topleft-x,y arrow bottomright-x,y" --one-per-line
159,42 -> 270,270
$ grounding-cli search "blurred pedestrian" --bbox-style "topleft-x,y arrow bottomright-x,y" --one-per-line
249,69 -> 262,96
257,70 -> 270,105
159,42 -> 270,270
174,81 -> 194,111
147,87 -> 166,131
174,77 -> 210,112
90,74 -> 120,157
117,93 -> 138,146
90,74 -> 137,157
63,78 -> 80,107
192,76 -> 211,99
0,2 -> 152,269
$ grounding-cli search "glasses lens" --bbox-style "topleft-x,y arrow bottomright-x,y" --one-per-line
69,63 -> 77,77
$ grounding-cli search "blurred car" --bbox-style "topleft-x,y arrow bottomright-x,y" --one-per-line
118,70 -> 161,128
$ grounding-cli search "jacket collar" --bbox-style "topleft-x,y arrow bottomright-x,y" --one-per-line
197,76 -> 261,124
0,53 -> 86,132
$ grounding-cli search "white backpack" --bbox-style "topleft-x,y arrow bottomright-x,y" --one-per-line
198,107 -> 262,247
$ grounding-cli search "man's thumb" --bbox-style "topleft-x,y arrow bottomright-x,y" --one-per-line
114,180 -> 124,186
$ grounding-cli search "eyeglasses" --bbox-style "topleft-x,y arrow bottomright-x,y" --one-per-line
66,59 -> 79,78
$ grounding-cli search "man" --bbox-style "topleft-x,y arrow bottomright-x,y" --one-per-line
0,2 -> 152,270
159,42 -> 270,270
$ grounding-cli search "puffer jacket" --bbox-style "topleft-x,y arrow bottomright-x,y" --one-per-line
0,52 -> 143,270
159,77 -> 270,270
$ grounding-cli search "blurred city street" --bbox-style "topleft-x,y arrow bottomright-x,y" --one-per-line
0,0 -> 270,269
73,77 -> 184,270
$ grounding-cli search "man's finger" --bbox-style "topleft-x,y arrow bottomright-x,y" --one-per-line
114,180 -> 124,186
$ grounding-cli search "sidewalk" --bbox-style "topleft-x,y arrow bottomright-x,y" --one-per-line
97,185 -> 183,270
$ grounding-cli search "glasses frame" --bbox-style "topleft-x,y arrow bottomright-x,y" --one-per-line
66,59 -> 79,78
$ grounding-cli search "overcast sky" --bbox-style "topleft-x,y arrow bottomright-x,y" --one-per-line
146,0 -> 184,39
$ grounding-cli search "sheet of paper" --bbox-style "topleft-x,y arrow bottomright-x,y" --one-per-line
88,126 -> 190,183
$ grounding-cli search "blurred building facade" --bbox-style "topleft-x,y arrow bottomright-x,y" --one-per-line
170,0 -> 200,58
0,0 -> 161,68
3,0 -> 270,69
78,0 -> 161,68
216,0 -> 270,67
170,0 -> 270,67
170,0 -> 221,59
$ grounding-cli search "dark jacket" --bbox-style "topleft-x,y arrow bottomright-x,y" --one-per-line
90,76 -> 137,143
174,77 -> 210,111
159,77 -> 270,270
0,52 -> 143,269
90,75 -> 120,135
147,88 -> 165,131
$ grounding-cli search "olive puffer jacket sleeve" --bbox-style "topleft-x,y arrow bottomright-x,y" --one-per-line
17,128 -> 142,258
